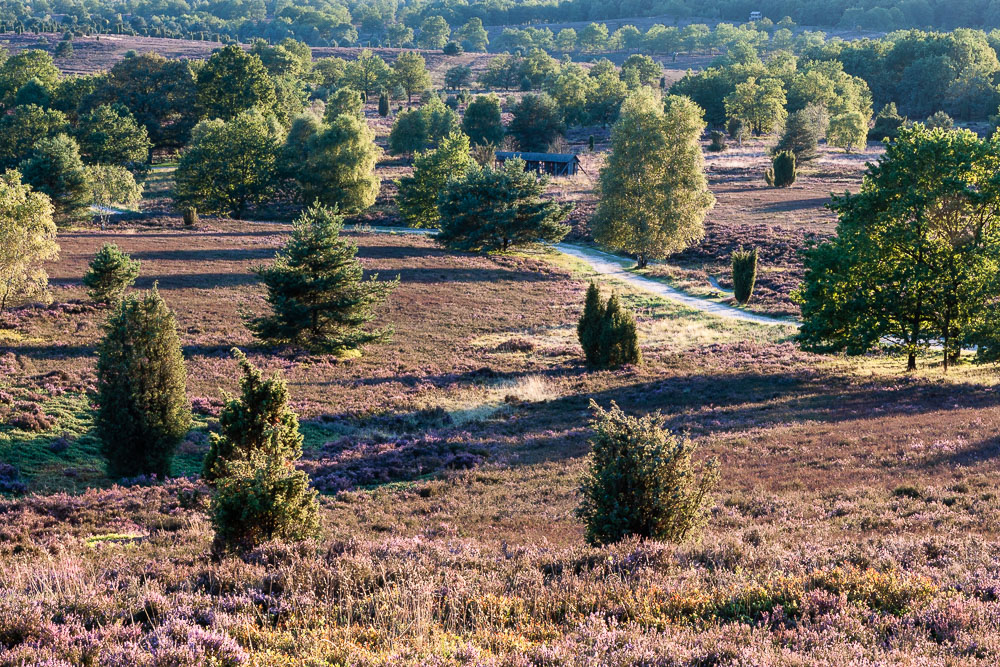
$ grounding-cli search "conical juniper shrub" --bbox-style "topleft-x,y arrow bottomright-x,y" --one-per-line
598,293 -> 641,367
578,400 -> 719,545
577,282 -> 605,364
202,348 -> 303,482
208,348 -> 319,554
96,287 -> 191,479
731,245 -> 758,305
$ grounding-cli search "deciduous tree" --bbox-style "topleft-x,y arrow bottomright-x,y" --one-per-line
0,170 -> 57,312
593,91 -> 715,267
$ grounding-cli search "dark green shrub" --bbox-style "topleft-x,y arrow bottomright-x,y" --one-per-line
378,91 -> 389,117
577,282 -> 605,364
83,243 -> 140,304
764,150 -> 795,187
708,130 -> 727,152
202,348 -> 303,483
211,452 -> 319,554
97,287 -> 191,479
870,103 -> 906,142
588,134 -> 595,151
925,110 -> 953,130
731,246 -> 758,305
598,293 -> 642,367
577,400 -> 719,545
209,349 -> 319,554
183,207 -> 198,226
443,41 -> 463,55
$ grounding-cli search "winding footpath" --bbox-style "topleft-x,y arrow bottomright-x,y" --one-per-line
350,225 -> 800,328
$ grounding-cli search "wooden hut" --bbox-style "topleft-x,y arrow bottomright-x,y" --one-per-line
495,151 -> 581,177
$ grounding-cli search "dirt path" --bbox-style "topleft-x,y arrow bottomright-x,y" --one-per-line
349,225 -> 800,328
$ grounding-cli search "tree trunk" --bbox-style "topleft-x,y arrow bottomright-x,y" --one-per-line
907,352 -> 916,371
636,254 -> 647,269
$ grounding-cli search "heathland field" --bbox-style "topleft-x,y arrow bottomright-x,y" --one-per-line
3,25 -> 1000,665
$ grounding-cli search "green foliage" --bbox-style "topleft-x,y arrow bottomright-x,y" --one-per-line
621,54 -> 661,87
724,76 -> 787,136
597,293 -> 642,367
577,400 -> 719,546
925,110 -> 954,129
196,45 -> 276,120
708,130 -> 726,151
774,104 -> 827,162
828,110 -> 869,152
323,87 -> 363,122
83,243 -> 140,304
797,124 -> 1000,371
444,64 -> 472,90
249,202 -> 398,355
392,51 -> 431,104
436,159 -> 572,252
210,452 -> 320,554
0,170 -> 58,312
183,208 -> 198,226
389,97 -> 458,154
203,348 -> 303,483
299,113 -> 380,212
397,132 -> 474,228
342,50 -> 391,95
0,104 -> 68,170
764,150 -> 796,187
461,95 -> 504,147
418,15 -> 450,49
593,91 -> 714,267
18,134 -> 92,222
87,164 -> 143,222
455,18 -> 489,52
508,93 -> 564,151
731,246 -> 758,305
96,287 -> 191,479
870,103 -> 906,141
0,50 -> 60,110
74,104 -> 152,171
378,91 -> 389,117
96,52 -> 198,150
576,282 -> 605,364
174,109 -> 282,218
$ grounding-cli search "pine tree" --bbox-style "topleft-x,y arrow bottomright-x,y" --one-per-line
248,202 -> 398,355
18,134 -> 91,223
97,287 -> 191,478
598,293 -> 641,367
436,159 -> 572,252
397,131 -> 473,228
83,243 -> 140,303
593,91 -> 714,268
577,282 -> 605,364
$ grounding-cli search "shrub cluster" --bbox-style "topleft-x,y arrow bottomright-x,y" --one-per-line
577,282 -> 641,367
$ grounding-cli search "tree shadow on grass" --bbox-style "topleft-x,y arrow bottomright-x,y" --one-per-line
134,274 -> 260,289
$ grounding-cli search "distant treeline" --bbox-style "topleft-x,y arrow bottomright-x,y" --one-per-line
7,0 -> 1000,48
